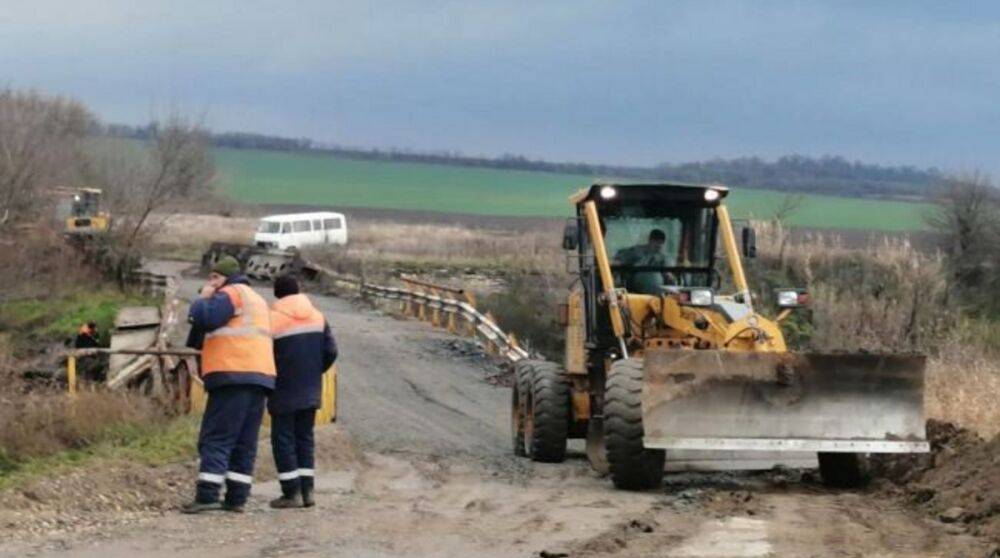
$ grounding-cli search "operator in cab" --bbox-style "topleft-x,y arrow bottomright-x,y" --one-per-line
613,229 -> 673,295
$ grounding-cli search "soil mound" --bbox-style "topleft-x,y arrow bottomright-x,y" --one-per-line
873,419 -> 1000,542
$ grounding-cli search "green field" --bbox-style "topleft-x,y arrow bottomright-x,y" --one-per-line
216,148 -> 933,231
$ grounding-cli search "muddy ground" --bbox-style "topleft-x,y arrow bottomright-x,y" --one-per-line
1,275 -> 996,557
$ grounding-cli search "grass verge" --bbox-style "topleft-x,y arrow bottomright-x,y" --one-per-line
0,415 -> 197,492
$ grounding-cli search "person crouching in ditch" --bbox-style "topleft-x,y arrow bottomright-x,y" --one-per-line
183,256 -> 276,514
268,274 -> 337,509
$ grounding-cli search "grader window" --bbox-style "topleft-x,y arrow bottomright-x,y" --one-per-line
603,206 -> 717,292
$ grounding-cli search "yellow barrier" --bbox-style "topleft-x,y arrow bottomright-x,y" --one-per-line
315,366 -> 338,424
67,355 -> 78,396
190,365 -> 338,426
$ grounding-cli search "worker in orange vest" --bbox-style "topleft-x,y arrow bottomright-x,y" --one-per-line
267,274 -> 337,509
182,256 -> 276,514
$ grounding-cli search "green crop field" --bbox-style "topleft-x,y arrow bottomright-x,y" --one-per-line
215,148 -> 933,231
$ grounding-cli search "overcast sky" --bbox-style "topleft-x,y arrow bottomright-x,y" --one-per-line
2,1 -> 998,172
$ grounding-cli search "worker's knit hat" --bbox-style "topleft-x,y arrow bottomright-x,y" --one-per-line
211,256 -> 241,278
274,274 -> 301,299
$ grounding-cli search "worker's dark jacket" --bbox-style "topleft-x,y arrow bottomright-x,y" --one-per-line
268,294 -> 337,415
187,275 -> 276,392
74,331 -> 99,349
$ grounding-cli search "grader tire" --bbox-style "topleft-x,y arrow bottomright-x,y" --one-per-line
605,358 -> 665,490
510,362 -> 531,457
524,360 -> 570,463
818,452 -> 871,488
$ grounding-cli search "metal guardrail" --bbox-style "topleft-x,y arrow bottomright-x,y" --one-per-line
360,282 -> 529,364
307,262 -> 528,364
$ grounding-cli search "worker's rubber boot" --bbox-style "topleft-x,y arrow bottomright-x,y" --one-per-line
269,494 -> 302,509
222,501 -> 246,513
301,487 -> 315,508
181,500 -> 222,514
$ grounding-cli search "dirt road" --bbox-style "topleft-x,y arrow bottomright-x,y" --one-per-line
2,281 -> 994,557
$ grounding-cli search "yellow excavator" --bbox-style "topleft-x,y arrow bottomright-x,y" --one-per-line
511,183 -> 927,489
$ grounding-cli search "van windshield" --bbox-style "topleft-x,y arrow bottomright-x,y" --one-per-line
258,221 -> 281,234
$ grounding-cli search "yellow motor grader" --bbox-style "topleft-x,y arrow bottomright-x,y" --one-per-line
54,187 -> 111,236
511,183 -> 927,490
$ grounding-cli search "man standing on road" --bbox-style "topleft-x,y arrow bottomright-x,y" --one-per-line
183,256 -> 275,514
268,274 -> 337,509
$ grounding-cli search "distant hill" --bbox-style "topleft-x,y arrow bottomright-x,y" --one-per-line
100,124 -> 943,200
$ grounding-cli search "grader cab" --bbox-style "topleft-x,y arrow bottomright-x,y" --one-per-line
511,183 -> 927,490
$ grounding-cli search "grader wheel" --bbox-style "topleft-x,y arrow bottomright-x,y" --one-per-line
519,360 -> 570,463
605,358 -> 665,490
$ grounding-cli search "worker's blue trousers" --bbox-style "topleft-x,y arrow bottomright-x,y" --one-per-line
195,385 -> 267,506
270,408 -> 317,497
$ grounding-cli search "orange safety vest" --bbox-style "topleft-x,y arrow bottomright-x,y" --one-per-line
201,284 -> 276,377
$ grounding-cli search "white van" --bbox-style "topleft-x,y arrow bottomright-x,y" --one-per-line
253,212 -> 348,250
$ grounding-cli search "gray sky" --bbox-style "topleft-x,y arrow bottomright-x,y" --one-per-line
2,1 -> 998,172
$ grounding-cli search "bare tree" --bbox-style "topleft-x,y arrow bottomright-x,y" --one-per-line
88,117 -> 214,281
927,173 -> 1000,313
771,192 -> 807,224
0,89 -> 92,228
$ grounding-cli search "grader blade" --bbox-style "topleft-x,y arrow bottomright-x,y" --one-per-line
640,350 -> 928,453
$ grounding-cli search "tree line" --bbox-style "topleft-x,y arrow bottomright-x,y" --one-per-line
101,124 -> 944,200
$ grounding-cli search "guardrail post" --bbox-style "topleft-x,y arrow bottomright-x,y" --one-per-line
464,292 -> 478,337
430,288 -> 442,328
417,289 -> 428,322
401,280 -> 414,316
446,303 -> 458,334
509,333 -> 520,351
483,312 -> 498,356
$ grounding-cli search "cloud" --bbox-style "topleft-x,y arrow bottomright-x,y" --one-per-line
1,1 -> 998,172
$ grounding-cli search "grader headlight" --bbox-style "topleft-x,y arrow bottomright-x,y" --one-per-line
679,288 -> 714,307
